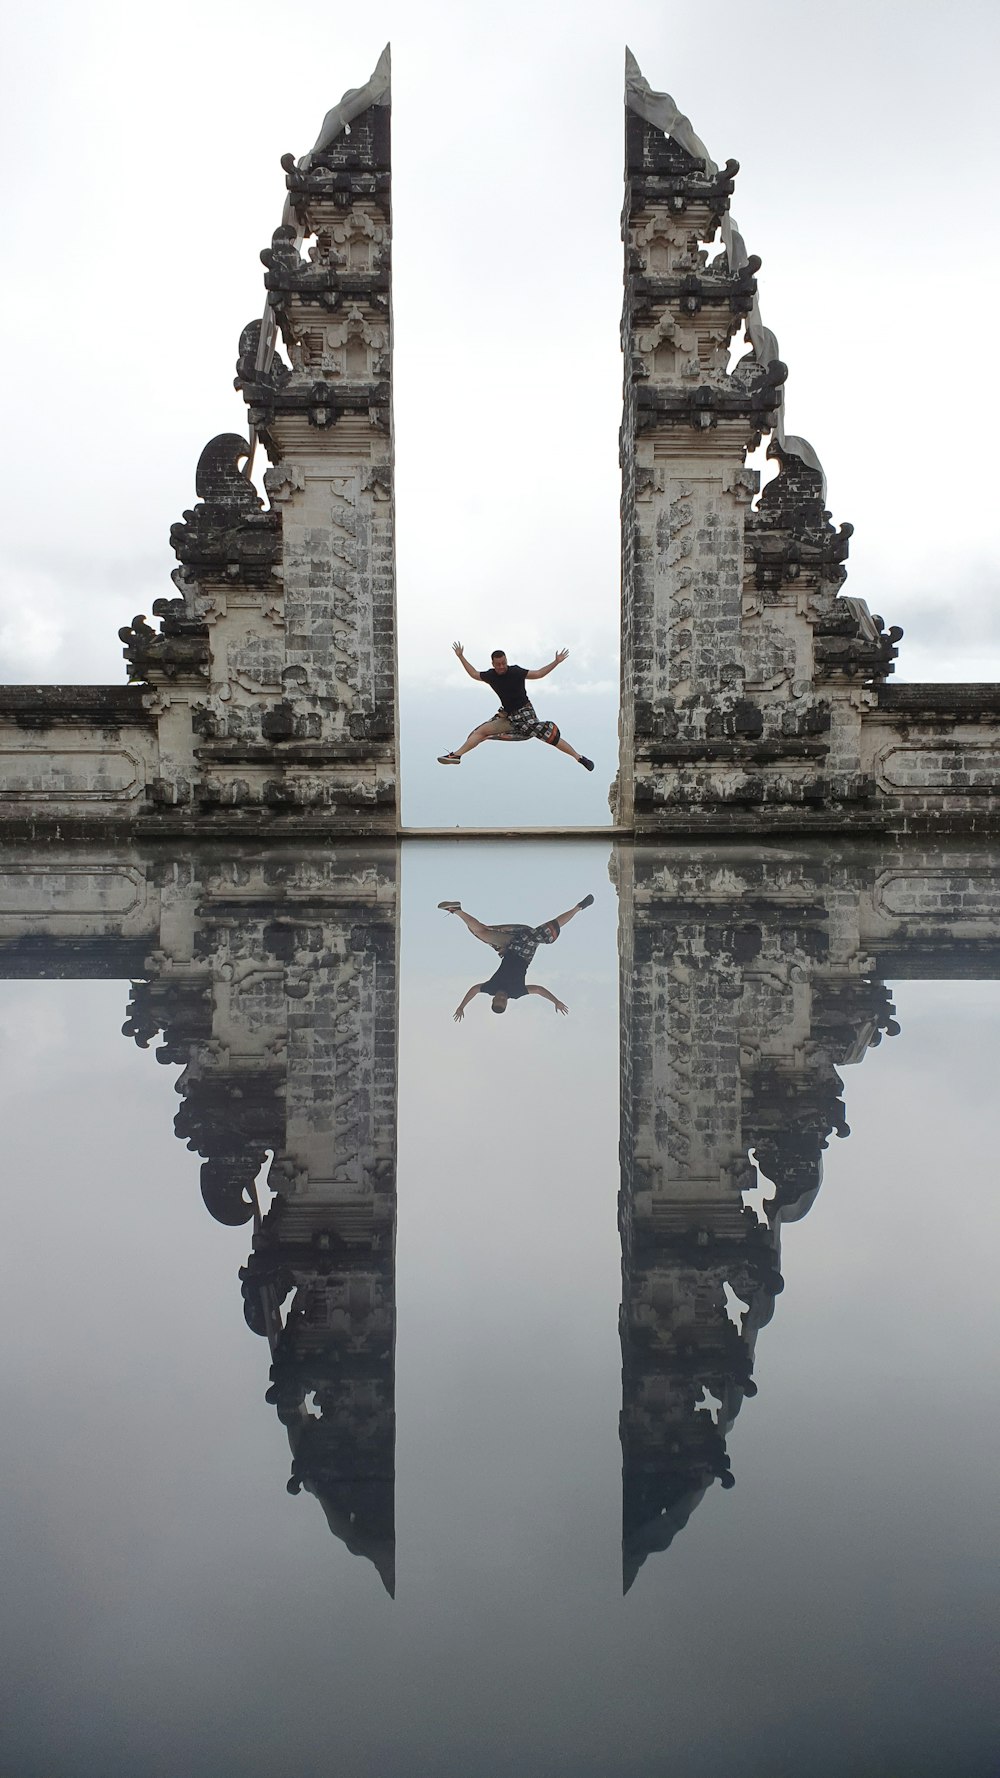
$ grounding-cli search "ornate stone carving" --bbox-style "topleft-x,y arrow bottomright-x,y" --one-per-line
168,434 -> 281,586
99,60 -> 398,833
747,438 -> 903,684
615,57 -> 922,833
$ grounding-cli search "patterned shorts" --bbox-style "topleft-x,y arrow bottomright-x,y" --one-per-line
492,701 -> 561,746
490,921 -> 561,962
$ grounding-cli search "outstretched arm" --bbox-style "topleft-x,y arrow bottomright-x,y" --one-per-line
526,648 -> 569,681
527,985 -> 569,1014
453,641 -> 483,681
454,984 -> 483,1022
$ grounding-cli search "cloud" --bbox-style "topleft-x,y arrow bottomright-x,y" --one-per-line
0,553 -> 166,683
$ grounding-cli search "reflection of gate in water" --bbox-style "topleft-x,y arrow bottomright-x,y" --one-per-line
0,848 -> 400,1594
2,841 -> 1000,1595
613,843 -> 1000,1586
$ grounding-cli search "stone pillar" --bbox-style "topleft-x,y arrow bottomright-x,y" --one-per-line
116,54 -> 398,835
615,81 -> 778,829
615,59 -> 901,834
239,53 -> 397,827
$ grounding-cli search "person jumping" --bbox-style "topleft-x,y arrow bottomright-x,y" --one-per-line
437,644 -> 594,770
440,894 -> 594,1019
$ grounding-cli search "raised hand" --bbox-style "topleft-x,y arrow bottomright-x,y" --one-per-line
452,641 -> 464,656
554,648 -> 569,665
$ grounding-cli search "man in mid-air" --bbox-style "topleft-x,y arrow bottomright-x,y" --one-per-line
440,893 -> 594,1020
437,643 -> 594,771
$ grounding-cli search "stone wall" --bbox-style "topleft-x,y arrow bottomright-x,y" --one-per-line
0,689 -> 159,836
0,56 -> 397,838
615,59 -> 999,837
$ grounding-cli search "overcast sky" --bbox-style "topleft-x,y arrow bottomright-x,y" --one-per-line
3,0 -> 999,811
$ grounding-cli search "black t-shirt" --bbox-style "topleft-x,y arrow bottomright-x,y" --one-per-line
480,951 -> 530,999
480,664 -> 529,714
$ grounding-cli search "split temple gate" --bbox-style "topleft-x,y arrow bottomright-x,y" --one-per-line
3,50 -> 1000,1596
1,49 -> 999,834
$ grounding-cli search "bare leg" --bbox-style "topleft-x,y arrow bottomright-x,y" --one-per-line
452,723 -> 498,758
553,736 -> 583,762
550,735 -> 594,770
547,902 -> 590,932
438,906 -> 519,948
528,730 -> 588,763
452,910 -> 506,946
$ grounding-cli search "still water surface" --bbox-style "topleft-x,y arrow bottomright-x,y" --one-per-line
0,840 -> 997,1777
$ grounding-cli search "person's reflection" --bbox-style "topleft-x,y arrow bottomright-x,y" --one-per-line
442,894 -> 594,1019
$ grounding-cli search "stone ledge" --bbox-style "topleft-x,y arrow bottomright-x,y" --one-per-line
633,807 -> 888,835
638,739 -> 829,764
874,942 -> 1000,979
397,826 -> 624,841
194,742 -> 394,764
876,684 -> 1000,718
0,686 -> 156,728
0,936 -> 153,978
0,812 -> 399,841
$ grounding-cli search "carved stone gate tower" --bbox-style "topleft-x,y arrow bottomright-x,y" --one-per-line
614,55 -> 1000,836
0,52 -> 398,836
